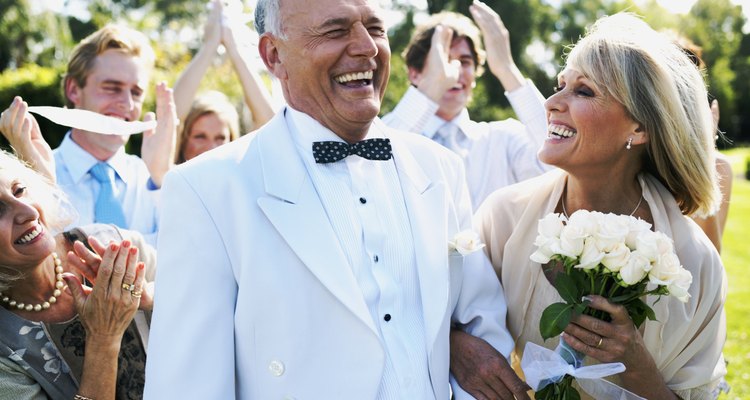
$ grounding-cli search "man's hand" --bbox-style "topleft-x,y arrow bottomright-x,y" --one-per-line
141,82 -> 177,188
450,329 -> 531,400
469,0 -> 524,92
0,96 -> 56,181
413,25 -> 462,102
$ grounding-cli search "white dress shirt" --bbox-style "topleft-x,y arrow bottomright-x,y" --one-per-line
54,132 -> 160,245
287,108 -> 434,399
382,79 -> 551,209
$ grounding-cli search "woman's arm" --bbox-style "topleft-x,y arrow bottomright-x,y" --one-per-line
63,240 -> 145,399
173,0 -> 222,121
222,22 -> 276,128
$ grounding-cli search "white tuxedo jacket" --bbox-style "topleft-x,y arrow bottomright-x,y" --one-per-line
144,109 -> 513,399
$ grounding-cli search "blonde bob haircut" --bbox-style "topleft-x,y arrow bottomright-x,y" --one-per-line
566,13 -> 719,217
0,150 -> 77,291
176,91 -> 240,164
63,24 -> 156,108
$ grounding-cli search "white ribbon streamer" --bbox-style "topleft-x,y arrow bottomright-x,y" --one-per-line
28,106 -> 156,136
521,342 -> 646,400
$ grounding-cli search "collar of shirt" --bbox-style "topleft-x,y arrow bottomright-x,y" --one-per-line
286,106 -> 388,160
57,131 -> 131,185
423,108 -> 476,142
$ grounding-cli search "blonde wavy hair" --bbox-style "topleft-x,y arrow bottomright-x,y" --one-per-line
566,13 -> 719,217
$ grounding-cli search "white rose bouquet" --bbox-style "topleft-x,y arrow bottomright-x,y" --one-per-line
527,210 -> 692,400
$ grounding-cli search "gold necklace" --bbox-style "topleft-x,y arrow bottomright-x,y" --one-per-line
0,252 -> 64,312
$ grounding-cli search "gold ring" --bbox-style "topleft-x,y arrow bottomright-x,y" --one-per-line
131,290 -> 143,298
596,336 -> 603,348
122,283 -> 135,291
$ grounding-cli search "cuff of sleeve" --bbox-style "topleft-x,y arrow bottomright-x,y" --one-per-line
505,78 -> 546,125
387,86 -> 440,132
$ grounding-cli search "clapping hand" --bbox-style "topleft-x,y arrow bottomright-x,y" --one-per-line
63,240 -> 145,340
66,236 -> 154,311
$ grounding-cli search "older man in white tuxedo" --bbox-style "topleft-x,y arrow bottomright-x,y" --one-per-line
144,0 -> 523,399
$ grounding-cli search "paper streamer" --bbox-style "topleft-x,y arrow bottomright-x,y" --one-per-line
521,342 -> 646,400
28,106 -> 156,136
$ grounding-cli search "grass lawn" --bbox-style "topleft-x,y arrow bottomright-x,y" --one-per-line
719,147 -> 750,399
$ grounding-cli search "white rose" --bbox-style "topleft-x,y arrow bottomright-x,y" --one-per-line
576,237 -> 605,270
449,230 -> 485,256
595,213 -> 630,252
635,231 -> 661,262
558,224 -> 586,258
667,267 -> 693,303
567,209 -> 600,236
648,252 -> 682,286
601,242 -> 631,272
538,212 -> 565,239
619,250 -> 651,285
530,241 -> 557,263
653,231 -> 675,256
625,218 -> 652,249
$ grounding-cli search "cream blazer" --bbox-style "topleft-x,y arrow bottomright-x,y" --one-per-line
475,170 -> 727,397
144,109 -> 513,399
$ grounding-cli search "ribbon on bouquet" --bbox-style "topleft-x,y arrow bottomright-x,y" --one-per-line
521,342 -> 646,400
28,106 -> 157,136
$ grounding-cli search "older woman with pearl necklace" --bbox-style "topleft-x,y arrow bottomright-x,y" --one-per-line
0,149 -> 154,399
450,13 -> 726,400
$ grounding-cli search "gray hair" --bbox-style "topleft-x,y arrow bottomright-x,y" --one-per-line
254,0 -> 285,38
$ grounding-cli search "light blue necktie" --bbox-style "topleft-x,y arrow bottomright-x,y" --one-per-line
89,162 -> 127,227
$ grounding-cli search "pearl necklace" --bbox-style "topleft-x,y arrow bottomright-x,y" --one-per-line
562,195 -> 644,219
0,252 -> 64,312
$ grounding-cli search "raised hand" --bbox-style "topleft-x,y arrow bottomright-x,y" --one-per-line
0,97 -> 56,181
413,25 -> 462,103
469,0 -> 524,92
141,82 -> 177,188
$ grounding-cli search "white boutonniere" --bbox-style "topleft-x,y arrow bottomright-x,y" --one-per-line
449,230 -> 486,256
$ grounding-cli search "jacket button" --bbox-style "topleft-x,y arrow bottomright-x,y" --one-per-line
269,360 -> 285,377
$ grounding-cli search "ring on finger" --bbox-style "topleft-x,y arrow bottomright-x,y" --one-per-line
122,283 -> 135,292
131,290 -> 143,298
596,336 -> 603,348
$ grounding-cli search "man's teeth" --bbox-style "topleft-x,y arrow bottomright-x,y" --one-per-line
549,124 -> 577,138
335,71 -> 373,83
16,225 -> 42,244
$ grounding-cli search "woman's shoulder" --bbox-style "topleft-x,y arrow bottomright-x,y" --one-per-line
477,169 -> 562,217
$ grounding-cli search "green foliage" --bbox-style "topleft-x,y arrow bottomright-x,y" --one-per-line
0,64 -> 67,150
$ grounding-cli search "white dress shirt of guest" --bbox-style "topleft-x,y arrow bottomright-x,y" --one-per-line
288,107 -> 433,399
381,6 -> 551,209
383,83 -> 549,209
55,132 -> 159,245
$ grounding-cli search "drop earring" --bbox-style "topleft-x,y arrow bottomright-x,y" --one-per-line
626,137 -> 633,150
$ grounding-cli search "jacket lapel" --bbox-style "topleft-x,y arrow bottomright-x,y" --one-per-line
390,134 -> 451,350
255,111 -> 376,334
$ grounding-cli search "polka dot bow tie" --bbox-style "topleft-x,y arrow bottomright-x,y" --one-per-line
312,138 -> 393,163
